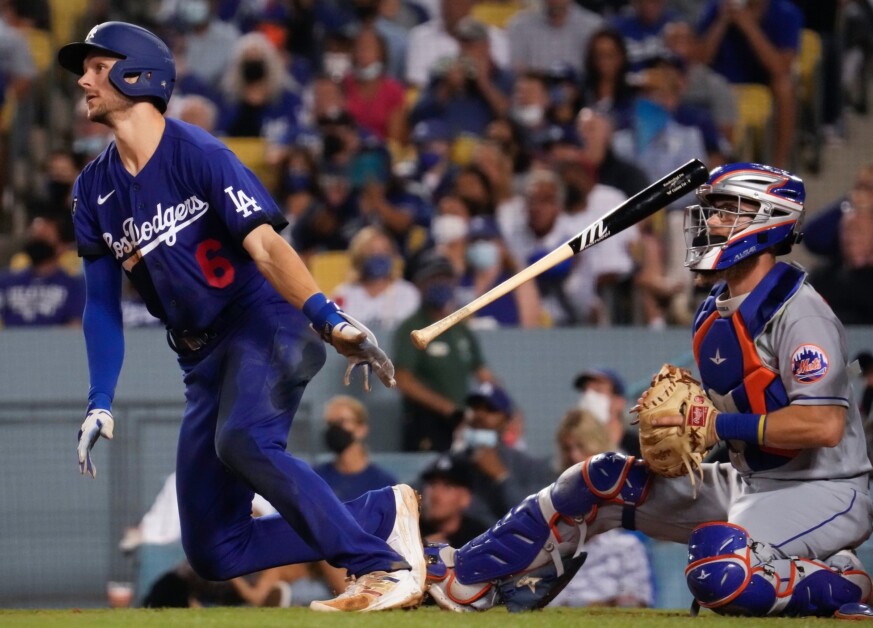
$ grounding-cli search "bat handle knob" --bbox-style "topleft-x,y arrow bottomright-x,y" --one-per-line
410,329 -> 429,350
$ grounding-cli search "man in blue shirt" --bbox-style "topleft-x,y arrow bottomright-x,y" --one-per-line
0,215 -> 84,327
696,0 -> 802,168
58,21 -> 426,612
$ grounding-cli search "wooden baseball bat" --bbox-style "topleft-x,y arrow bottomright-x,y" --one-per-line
410,158 -> 709,350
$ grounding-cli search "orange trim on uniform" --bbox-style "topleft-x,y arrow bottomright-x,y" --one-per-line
774,559 -> 797,598
549,513 -> 563,543
445,571 -> 493,604
732,313 -> 800,457
693,310 -> 719,365
732,311 -> 776,413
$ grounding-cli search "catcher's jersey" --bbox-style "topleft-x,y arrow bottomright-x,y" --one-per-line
71,118 -> 287,332
692,262 -> 871,480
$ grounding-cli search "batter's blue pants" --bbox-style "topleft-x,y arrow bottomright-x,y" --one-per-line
174,296 -> 402,580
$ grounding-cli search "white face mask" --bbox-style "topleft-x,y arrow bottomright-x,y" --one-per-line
512,105 -> 544,128
578,390 -> 611,425
356,62 -> 383,81
180,0 -> 210,26
467,240 -> 500,270
324,53 -> 352,80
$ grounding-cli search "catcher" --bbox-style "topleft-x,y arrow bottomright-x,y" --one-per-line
422,163 -> 873,619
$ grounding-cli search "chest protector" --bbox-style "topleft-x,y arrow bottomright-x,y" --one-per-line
692,263 -> 805,471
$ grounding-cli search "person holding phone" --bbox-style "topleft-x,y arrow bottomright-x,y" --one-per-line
448,382 -> 555,524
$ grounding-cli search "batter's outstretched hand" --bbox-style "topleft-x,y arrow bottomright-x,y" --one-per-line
328,311 -> 397,391
77,409 -> 114,479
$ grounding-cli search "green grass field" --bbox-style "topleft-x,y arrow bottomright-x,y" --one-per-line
0,607 -> 844,627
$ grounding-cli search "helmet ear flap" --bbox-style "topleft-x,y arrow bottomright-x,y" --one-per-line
57,22 -> 176,111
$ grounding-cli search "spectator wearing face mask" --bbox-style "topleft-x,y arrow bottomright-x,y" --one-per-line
312,395 -> 398,503
509,72 -> 553,149
393,252 -> 497,452
348,0 -> 409,81
456,216 -> 543,328
573,367 -> 640,457
344,27 -> 406,144
0,215 -> 84,327
448,382 -> 555,523
331,226 -> 420,330
217,32 -> 303,144
161,0 -> 240,86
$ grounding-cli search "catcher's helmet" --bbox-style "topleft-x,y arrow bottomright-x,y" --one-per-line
58,22 -> 176,112
683,162 -> 805,271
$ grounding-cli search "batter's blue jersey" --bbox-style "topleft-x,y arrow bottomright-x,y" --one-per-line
71,118 -> 287,332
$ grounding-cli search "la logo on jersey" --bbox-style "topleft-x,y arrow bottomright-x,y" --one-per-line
224,186 -> 262,217
791,344 -> 829,384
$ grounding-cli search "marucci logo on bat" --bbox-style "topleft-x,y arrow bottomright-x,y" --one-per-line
575,220 -> 610,250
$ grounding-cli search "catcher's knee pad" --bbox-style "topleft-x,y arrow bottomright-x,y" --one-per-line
455,491 -> 583,584
551,452 -> 651,528
685,522 -> 776,615
686,523 -> 872,617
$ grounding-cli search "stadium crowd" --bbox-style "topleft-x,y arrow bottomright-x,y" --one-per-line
2,0 -> 872,331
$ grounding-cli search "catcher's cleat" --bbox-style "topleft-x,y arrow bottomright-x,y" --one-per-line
310,570 -> 422,612
497,552 -> 588,612
425,543 -> 496,612
386,485 -> 428,597
835,602 -> 873,620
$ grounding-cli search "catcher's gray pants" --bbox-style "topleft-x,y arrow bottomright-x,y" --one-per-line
589,462 -> 873,560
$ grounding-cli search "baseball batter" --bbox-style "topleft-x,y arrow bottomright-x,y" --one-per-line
425,163 -> 873,619
59,22 -> 426,612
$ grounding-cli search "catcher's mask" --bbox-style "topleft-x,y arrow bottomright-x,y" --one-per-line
683,162 -> 805,271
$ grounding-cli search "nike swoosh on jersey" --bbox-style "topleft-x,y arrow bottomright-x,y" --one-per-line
97,190 -> 116,205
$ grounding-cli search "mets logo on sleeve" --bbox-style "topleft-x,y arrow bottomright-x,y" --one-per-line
790,344 -> 829,383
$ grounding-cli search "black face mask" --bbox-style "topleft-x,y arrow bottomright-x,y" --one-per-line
24,239 -> 56,266
354,3 -> 379,20
322,133 -> 346,160
324,424 -> 356,454
242,59 -> 267,84
565,183 -> 584,208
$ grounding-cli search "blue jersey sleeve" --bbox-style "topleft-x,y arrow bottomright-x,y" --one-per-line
72,176 -> 109,257
82,255 -> 124,411
199,147 -> 288,244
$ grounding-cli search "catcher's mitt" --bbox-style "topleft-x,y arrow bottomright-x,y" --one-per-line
632,364 -> 718,496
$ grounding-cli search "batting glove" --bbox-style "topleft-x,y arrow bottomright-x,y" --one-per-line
329,311 -> 396,391
304,293 -> 396,391
77,409 -> 114,479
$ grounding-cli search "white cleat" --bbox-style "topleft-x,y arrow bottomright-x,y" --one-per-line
386,484 -> 427,596
309,570 -> 422,612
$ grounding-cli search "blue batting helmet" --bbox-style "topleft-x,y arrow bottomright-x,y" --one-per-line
58,22 -> 176,112
683,162 -> 805,271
